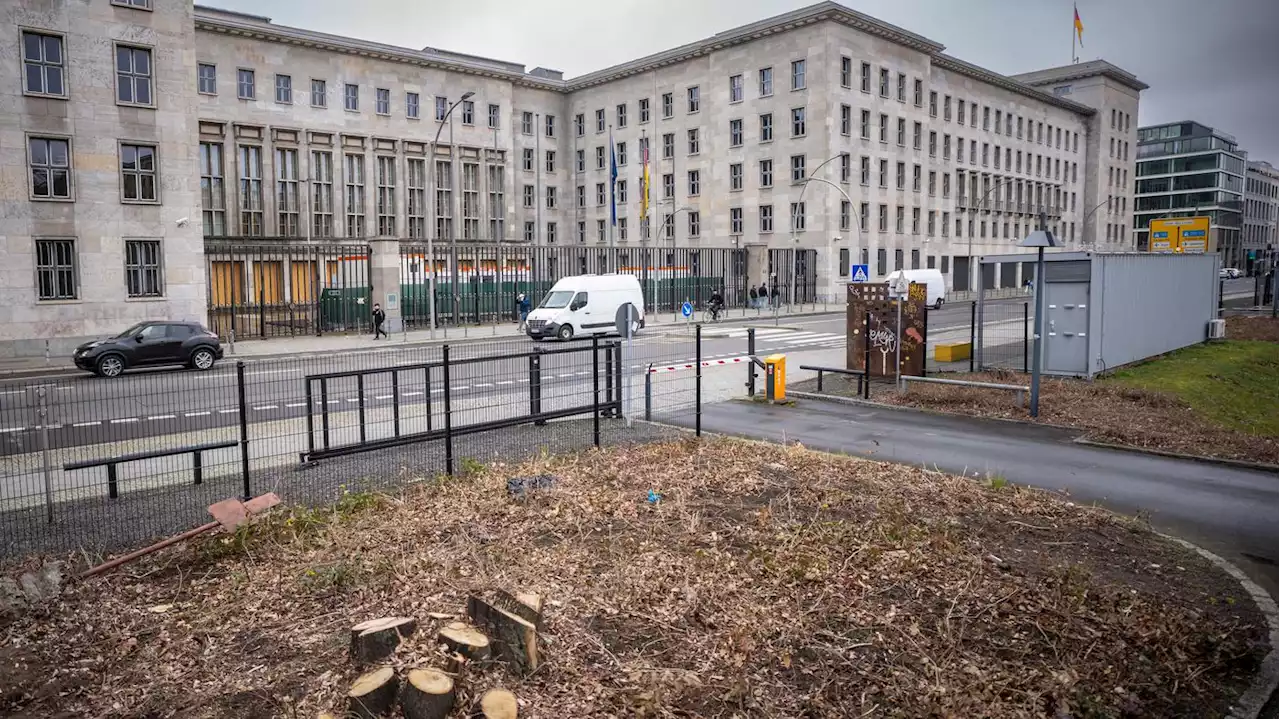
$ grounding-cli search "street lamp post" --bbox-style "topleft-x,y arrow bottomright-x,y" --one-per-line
428,91 -> 474,339
964,176 -> 1020,293
792,154 -> 862,308
662,202 -> 693,320
1019,211 -> 1057,418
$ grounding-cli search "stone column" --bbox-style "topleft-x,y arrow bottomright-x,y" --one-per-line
369,238 -> 403,333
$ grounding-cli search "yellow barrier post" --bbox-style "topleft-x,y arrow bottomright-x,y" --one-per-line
764,354 -> 786,402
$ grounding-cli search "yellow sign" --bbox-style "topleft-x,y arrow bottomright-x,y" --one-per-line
1149,216 -> 1211,254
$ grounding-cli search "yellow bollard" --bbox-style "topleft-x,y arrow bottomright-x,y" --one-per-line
764,354 -> 786,402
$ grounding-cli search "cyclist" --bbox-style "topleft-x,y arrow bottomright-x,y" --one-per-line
707,289 -> 725,321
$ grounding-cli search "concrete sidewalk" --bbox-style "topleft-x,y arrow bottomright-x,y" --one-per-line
0,304 -> 844,378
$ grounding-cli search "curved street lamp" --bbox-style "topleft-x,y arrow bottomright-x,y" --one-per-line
790,154 -> 863,306
659,203 -> 694,319
425,91 -> 474,338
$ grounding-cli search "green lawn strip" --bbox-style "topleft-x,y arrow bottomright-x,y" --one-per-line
1106,340 -> 1278,437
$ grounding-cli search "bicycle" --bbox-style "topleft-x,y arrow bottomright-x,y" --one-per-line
701,304 -> 724,323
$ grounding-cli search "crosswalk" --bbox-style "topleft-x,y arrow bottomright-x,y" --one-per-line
717,327 -> 846,350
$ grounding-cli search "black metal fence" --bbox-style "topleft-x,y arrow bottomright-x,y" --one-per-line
0,330 -> 707,559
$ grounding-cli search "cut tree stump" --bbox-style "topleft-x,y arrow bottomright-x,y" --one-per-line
467,595 -> 539,674
400,668 -> 456,719
350,617 -> 418,665
478,688 -> 518,719
492,590 -> 543,630
438,621 -> 491,661
348,666 -> 400,719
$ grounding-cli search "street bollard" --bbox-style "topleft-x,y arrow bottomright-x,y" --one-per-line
644,364 -> 652,421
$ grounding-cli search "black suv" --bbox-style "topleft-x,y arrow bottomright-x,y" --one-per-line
73,322 -> 224,378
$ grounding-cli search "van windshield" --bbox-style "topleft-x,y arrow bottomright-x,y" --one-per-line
539,291 -> 574,309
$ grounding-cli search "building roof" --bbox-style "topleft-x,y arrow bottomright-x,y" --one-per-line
1010,60 -> 1150,92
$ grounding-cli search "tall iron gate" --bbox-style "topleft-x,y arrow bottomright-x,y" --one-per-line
767,248 -> 819,303
398,243 -> 748,327
204,239 -> 372,339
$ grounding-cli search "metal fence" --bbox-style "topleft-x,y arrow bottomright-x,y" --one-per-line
0,329 -> 707,559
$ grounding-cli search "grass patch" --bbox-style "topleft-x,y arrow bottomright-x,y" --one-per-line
1107,340 -> 1278,437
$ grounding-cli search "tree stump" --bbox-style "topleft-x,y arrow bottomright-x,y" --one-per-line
400,668 -> 456,719
467,596 -> 539,674
492,590 -> 543,630
478,688 -> 518,719
438,621 -> 491,661
350,617 -> 418,665
348,666 -> 400,719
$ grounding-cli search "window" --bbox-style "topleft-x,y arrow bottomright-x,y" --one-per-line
791,107 -> 806,137
859,156 -> 870,185
896,206 -> 904,233
687,86 -> 700,113
407,92 -> 420,119
115,45 -> 153,105
376,155 -> 396,236
840,105 -> 851,136
546,222 -> 556,243
523,184 -> 534,208
730,162 -> 743,191
790,154 -> 806,182
407,158 -> 426,239
730,207 -> 743,234
840,201 -> 850,231
730,119 -> 743,147
729,74 -> 744,102
344,83 -> 359,111
879,67 -> 889,97
791,59 -> 806,90
983,106 -> 990,131
840,153 -> 850,183
790,201 -> 805,231
616,142 -> 627,166
639,98 -> 650,123
971,102 -> 978,127
124,240 -> 162,297
860,202 -> 869,232
594,109 -> 605,133
275,74 -> 292,104
760,113 -> 773,142
912,209 -> 920,235
929,91 -> 937,117
957,100 -> 965,125
35,239 -> 77,300
23,31 -> 66,97
860,110 -> 870,139
913,121 -> 922,150
877,204 -> 888,232
311,79 -> 326,107
546,186 -> 557,209
912,164 -> 921,192
929,131 -> 937,157
687,129 -> 700,154
878,159 -> 887,187
524,222 -> 535,243
897,118 -> 905,146
943,95 -> 952,122
662,173 -> 674,199
759,159 -> 773,188
617,217 -> 627,241
760,204 -> 774,233
344,153 -> 365,237
688,169 -> 700,196
860,62 -> 871,93
545,114 -> 555,137
615,103 -> 628,127
927,211 -> 936,237
617,179 -> 627,203
759,67 -> 773,96
28,137 -> 71,200
913,78 -> 923,107
199,143 -> 226,236
942,173 -> 950,197
232,68 -> 256,102
311,150 -> 333,238
942,211 -> 950,237
524,148 -> 535,172
574,113 -> 584,136
662,92 -> 673,118
196,62 -> 216,95
688,211 -> 700,238
545,150 -> 556,172
434,97 -> 448,121
460,100 -> 474,125
524,112 -> 536,135
662,134 -> 673,159
120,143 -> 158,203
238,145 -> 263,235
879,113 -> 888,143
928,170 -> 936,196
896,161 -> 905,189
375,88 -> 390,115
943,134 -> 951,161
460,162 -> 480,240
896,72 -> 906,102
578,185 -> 588,208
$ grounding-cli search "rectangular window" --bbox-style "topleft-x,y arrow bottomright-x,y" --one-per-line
407,158 -> 426,239
275,74 -> 292,104
943,95 -> 952,122
730,207 -> 743,234
983,106 -> 990,131
760,204 -> 773,233
196,62 -> 216,95
578,185 -> 588,208
662,134 -> 673,159
929,91 -> 937,117
437,97 -> 450,122
942,211 -> 950,237
35,239 -> 77,300
524,148 -> 535,172
543,114 -> 554,137
759,67 -> 773,96
687,86 -> 700,113
913,121 -> 922,150
895,161 -> 905,190
376,155 -> 397,236
616,142 -> 627,166
840,153 -> 851,183
860,62 -> 871,93
759,159 -> 773,188
458,100 -> 473,125
840,200 -> 850,230
375,88 -> 390,115
233,68 -> 256,102
790,154 -> 805,182
897,118 -> 906,146
460,162 -> 480,240
617,179 -> 627,203
523,184 -> 534,208
238,145 -> 263,235
688,211 -> 700,238
860,202 -> 869,232
879,113 -> 888,143
730,162 -> 743,191
730,118 -> 743,147
28,136 -> 72,200
434,160 -> 453,238
878,159 -> 887,188
791,59 -> 806,90
896,206 -> 904,233
729,74 -> 743,102
879,67 -> 889,97
791,107 -> 806,137
545,150 -> 555,172
116,45 -> 153,105
688,169 -> 700,196
928,170 -> 936,196
929,131 -> 937,157
912,208 -> 920,235
790,201 -> 805,231
927,210 -> 936,237
860,110 -> 870,139
311,79 -> 326,107
957,100 -> 965,125
120,143 -> 158,203
687,129 -> 700,154
913,78 -> 923,107
199,142 -> 226,236
616,103 -> 627,127
406,92 -> 420,119
860,156 -> 869,185
840,56 -> 852,88
487,104 -> 500,129
311,150 -> 333,238
124,240 -> 163,297
760,113 -> 773,142
275,147 -> 299,236
23,31 -> 67,97
896,72 -> 906,102
344,83 -> 359,111
912,164 -> 921,192
344,154 -> 366,237
662,92 -> 673,118
639,98 -> 650,123
487,164 -> 505,240
840,104 -> 851,135
878,204 -> 888,232
662,173 -> 674,199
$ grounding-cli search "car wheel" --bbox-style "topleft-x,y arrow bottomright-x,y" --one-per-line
557,324 -> 574,341
934,298 -> 944,310
190,347 -> 216,371
96,354 -> 125,378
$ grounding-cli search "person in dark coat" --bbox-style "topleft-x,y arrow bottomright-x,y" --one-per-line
748,285 -> 759,309
372,303 -> 388,339
770,285 -> 780,308
516,293 -> 532,331
758,283 -> 769,308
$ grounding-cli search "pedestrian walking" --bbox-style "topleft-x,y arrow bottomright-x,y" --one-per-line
516,293 -> 532,331
748,285 -> 758,309
770,285 -> 780,308
372,303 -> 388,339
758,283 -> 768,309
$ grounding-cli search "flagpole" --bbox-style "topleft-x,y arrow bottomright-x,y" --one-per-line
608,124 -> 616,256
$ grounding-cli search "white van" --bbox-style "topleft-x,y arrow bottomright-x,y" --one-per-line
526,274 -> 646,341
885,268 -> 947,309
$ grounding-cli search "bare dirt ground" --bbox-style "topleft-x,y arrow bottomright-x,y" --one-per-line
1227,315 -> 1279,342
0,439 -> 1269,718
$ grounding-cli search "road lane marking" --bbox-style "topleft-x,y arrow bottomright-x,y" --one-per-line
185,411 -> 211,417
0,426 -> 24,433
403,391 -> 424,396
374,394 -> 393,400
285,402 -> 307,408
73,421 -> 101,427
147,414 -> 176,420
218,409 -> 238,414
475,383 -> 493,388
110,418 -> 139,424
253,405 -> 278,411
496,380 -> 514,386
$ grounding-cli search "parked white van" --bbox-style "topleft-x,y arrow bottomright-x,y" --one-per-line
885,268 -> 947,309
526,274 -> 646,340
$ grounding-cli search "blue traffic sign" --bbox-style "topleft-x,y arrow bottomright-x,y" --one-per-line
850,264 -> 870,283
681,301 -> 693,318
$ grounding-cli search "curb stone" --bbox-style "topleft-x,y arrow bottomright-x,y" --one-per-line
1071,437 -> 1278,473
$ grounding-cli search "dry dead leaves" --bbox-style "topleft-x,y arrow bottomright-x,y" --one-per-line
0,438 -> 1269,718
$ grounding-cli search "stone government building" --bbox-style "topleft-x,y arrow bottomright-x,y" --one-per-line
2,0 -> 1145,356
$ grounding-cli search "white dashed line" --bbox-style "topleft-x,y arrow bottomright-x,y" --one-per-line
0,426 -> 25,434
403,391 -> 424,397
185,411 -> 211,417
474,383 -> 493,388
73,421 -> 101,427
147,414 -> 176,420
557,373 -> 575,378
110,418 -> 139,424
374,394 -> 393,400
496,380 -> 514,386
218,409 -> 238,414
253,405 -> 278,411
345,398 -> 359,403
285,402 -> 307,408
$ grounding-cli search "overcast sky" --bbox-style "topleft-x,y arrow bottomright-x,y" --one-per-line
208,0 -> 1280,164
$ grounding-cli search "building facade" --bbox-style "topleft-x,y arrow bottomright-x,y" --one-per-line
1133,121 -> 1247,266
2,0 -> 1145,355
1243,160 -> 1278,274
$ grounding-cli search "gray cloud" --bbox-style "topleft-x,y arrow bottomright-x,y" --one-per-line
210,0 -> 1280,163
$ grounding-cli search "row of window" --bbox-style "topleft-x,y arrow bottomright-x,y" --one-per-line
839,248 -> 953,278
26,137 -> 159,202
33,238 -> 162,302
22,30 -> 157,107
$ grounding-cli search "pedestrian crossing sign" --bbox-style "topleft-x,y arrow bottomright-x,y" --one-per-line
850,264 -> 870,283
